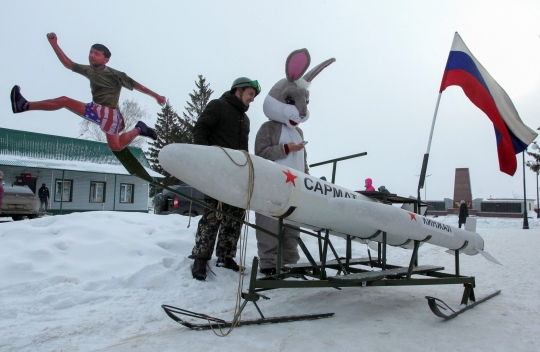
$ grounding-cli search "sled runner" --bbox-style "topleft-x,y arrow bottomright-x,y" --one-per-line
426,289 -> 501,320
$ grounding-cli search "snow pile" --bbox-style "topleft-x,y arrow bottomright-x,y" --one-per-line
0,212 -> 539,351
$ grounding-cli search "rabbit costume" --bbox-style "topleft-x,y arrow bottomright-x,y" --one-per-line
254,48 -> 335,272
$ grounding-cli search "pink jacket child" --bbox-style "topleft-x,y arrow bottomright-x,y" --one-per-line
365,178 -> 375,191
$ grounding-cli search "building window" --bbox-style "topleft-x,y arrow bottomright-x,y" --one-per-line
55,179 -> 73,202
120,183 -> 134,203
90,182 -> 106,203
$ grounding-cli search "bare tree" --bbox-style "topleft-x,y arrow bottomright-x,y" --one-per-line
78,99 -> 151,148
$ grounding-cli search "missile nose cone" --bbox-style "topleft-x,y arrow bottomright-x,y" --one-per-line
159,143 -> 192,168
158,144 -> 177,166
159,144 -> 248,209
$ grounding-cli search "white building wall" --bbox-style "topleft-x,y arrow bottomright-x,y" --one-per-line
0,166 -> 148,213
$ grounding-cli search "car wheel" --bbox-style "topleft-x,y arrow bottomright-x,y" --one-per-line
154,194 -> 168,214
28,214 -> 39,219
12,215 -> 24,221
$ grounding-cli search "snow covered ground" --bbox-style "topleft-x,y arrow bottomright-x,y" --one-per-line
0,212 -> 538,351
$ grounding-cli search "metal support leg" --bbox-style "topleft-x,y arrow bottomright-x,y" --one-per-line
296,237 -> 318,272
407,240 -> 420,278
320,229 -> 330,279
406,240 -> 420,279
276,218 -> 284,278
317,230 -> 323,262
455,250 -> 460,276
252,301 -> 266,319
461,284 -> 475,305
327,238 -> 348,275
230,299 -> 250,325
382,232 -> 387,270
346,235 -> 352,269
249,257 -> 259,293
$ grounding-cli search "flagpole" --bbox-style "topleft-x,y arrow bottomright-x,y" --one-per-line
523,150 -> 529,229
417,92 -> 443,203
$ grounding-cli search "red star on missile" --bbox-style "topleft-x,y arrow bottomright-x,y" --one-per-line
283,169 -> 298,187
408,212 -> 417,221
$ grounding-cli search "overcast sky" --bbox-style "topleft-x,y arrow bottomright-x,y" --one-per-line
1,0 -> 539,202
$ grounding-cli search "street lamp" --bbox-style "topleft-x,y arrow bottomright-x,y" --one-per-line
416,174 -> 432,200
522,150 -> 529,229
529,142 -> 540,219
424,174 -> 432,200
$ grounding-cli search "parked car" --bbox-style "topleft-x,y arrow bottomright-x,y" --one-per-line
1,184 -> 40,220
154,184 -> 206,216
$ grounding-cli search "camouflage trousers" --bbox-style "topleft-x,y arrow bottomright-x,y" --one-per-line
191,199 -> 245,261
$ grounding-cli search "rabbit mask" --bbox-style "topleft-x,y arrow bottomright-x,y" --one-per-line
263,48 -> 335,129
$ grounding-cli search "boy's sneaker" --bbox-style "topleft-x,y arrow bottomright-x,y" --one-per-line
135,121 -> 157,141
216,257 -> 242,272
11,85 -> 29,113
191,258 -> 208,281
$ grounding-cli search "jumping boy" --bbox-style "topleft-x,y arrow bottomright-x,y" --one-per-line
10,32 -> 165,151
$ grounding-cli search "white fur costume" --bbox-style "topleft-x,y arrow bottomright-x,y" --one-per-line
254,48 -> 335,271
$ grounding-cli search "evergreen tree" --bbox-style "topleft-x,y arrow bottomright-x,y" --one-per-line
146,77 -> 213,194
527,148 -> 540,216
178,75 -> 214,143
146,100 -> 182,190
526,149 -> 540,173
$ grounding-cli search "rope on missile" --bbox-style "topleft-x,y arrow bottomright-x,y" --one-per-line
215,200 -> 224,220
208,147 -> 255,337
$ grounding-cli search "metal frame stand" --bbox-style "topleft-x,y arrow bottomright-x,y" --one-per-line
113,148 -> 501,329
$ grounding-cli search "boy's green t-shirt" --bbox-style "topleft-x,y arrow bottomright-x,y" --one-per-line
72,63 -> 138,109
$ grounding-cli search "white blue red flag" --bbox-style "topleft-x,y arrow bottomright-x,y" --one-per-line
440,32 -> 537,176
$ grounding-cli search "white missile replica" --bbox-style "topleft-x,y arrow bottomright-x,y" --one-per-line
328,198 -> 501,264
159,144 -> 500,264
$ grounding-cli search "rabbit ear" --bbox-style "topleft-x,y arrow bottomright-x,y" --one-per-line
286,48 -> 311,81
303,58 -> 336,82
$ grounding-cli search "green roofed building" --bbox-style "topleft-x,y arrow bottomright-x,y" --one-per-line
0,127 -> 163,215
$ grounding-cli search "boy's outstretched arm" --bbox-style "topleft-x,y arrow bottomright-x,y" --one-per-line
134,83 -> 166,106
47,33 -> 73,70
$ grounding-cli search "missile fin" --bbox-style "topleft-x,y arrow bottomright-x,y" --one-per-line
446,248 -> 502,266
476,248 -> 502,265
464,218 -> 477,232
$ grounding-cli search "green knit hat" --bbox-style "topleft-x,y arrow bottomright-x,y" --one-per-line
230,77 -> 261,96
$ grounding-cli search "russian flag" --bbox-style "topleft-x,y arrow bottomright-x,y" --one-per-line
440,32 -> 537,176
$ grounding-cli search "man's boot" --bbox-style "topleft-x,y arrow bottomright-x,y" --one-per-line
216,257 -> 243,272
191,258 -> 208,281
